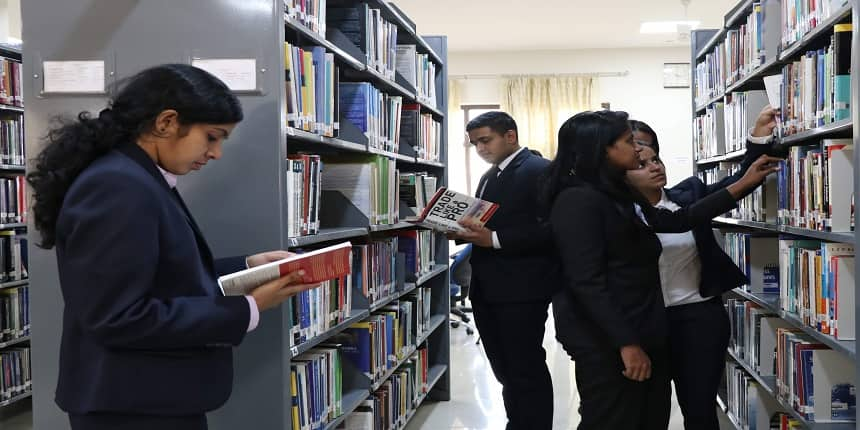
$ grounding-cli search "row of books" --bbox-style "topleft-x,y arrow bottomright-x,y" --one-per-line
285,43 -> 339,138
724,234 -> 780,297
0,230 -> 27,283
0,57 -> 22,107
398,230 -> 435,279
285,0 -> 327,37
695,46 -> 726,106
411,108 -> 442,163
779,239 -> 854,339
338,347 -> 430,430
289,275 -> 353,349
725,90 -> 769,154
395,45 -> 437,107
290,345 -> 343,430
778,27 -> 852,138
0,117 -> 24,166
0,177 -> 26,225
355,237 -> 398,306
725,362 -> 786,430
330,4 -> 399,80
776,140 -> 854,231
0,286 -> 28,342
775,327 -> 856,422
693,104 -> 725,160
0,347 -> 29,401
286,154 -> 323,237
699,163 -> 776,222
342,82 -> 403,153
322,155 -> 400,226
724,3 -> 766,87
399,172 -> 438,217
343,303 -> 417,382
781,0 -> 850,49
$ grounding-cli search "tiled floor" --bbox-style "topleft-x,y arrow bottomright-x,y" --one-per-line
406,309 -> 736,430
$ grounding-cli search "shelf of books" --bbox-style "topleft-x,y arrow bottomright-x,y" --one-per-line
0,42 -> 29,428
692,1 -> 859,428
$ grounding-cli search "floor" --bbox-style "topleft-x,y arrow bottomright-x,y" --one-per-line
406,308 -> 737,430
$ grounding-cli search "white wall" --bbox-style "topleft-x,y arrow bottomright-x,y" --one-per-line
0,0 -> 21,42
449,47 -> 694,187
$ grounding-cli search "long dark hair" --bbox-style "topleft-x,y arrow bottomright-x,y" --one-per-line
630,119 -> 660,154
27,63 -> 244,248
540,110 -> 646,213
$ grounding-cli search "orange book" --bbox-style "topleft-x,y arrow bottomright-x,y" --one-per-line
218,241 -> 352,296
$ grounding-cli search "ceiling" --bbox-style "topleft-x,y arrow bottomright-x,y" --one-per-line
390,0 -> 739,52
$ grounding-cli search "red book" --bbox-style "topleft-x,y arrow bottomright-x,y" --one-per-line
218,241 -> 352,296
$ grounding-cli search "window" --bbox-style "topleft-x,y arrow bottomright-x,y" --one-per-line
448,104 -> 500,197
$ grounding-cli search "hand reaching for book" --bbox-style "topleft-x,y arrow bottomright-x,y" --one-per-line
250,269 -> 317,311
726,155 -> 782,199
752,105 -> 779,138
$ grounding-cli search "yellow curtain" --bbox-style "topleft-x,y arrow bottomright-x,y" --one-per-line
500,75 -> 599,158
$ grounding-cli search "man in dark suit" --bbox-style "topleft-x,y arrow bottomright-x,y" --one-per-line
449,111 -> 558,430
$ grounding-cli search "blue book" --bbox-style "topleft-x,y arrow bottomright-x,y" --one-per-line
342,324 -> 373,377
328,4 -> 370,60
310,46 -> 326,132
339,82 -> 371,134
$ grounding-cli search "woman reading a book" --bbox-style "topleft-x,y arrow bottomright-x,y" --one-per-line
540,110 -> 780,430
624,113 -> 777,430
27,64 -> 314,430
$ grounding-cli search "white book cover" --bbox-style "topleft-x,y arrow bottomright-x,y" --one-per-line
834,256 -> 855,340
826,141 -> 853,232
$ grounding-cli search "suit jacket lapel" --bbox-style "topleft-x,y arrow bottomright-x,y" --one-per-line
116,143 -> 217,276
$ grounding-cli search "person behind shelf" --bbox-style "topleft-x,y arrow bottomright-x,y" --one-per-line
540,109 -> 781,430
447,111 -> 559,430
624,109 -> 778,430
27,64 -> 315,430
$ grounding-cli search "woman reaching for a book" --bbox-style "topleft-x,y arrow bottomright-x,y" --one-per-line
623,110 -> 778,430
27,64 -> 315,430
540,108 -> 780,430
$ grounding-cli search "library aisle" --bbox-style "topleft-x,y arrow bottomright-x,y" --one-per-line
407,309 -> 711,430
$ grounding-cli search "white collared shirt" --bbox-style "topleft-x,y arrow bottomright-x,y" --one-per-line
156,165 -> 178,189
654,190 -> 709,307
478,147 -> 527,249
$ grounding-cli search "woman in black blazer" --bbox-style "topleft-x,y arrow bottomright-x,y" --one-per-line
28,64 -> 314,430
541,110 -> 781,430
625,110 -> 777,430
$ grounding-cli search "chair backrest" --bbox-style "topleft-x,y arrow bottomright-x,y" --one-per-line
450,244 -> 472,289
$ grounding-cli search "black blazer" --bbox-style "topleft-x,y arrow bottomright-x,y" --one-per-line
664,141 -> 774,298
550,179 -> 737,355
55,142 -> 249,415
469,148 -> 559,303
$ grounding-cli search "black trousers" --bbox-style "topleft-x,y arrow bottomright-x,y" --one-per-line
69,412 -> 207,430
667,297 -> 730,430
472,299 -> 553,430
572,345 -> 671,430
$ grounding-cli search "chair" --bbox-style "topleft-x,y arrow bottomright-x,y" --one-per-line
450,245 -> 479,342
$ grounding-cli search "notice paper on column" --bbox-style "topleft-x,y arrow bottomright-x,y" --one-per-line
191,58 -> 257,91
42,60 -> 105,93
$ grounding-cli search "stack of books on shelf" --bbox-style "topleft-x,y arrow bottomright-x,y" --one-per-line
288,275 -> 354,349
396,45 -> 437,107
725,90 -> 768,153
399,172 -> 437,217
289,345 -> 343,430
337,345 -> 429,430
0,231 -> 26,283
779,239 -> 855,339
285,43 -> 339,138
286,154 -> 323,238
284,0 -> 327,36
701,163 -> 776,222
0,176 -> 26,224
693,103 -> 726,160
396,230 -> 435,279
322,155 -> 400,227
0,117 -> 24,166
0,286 -> 28,342
404,288 -> 432,339
725,363 -> 786,429
0,57 -> 22,107
0,347 -> 29,401
695,42 -> 726,106
400,104 -> 442,162
776,140 -> 854,231
353,238 -> 398,305
724,234 -> 780,295
725,3 -> 765,86
781,0 -> 850,49
329,4 -> 398,79
778,25 -> 852,137
341,308 -> 413,383
775,327 -> 856,423
340,82 -> 403,152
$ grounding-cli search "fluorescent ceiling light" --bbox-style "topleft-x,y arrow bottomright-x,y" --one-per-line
640,21 -> 700,34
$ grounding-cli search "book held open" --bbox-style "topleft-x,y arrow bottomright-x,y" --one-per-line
218,241 -> 353,296
406,187 -> 498,233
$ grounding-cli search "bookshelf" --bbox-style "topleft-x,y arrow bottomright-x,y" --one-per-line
691,0 -> 860,428
0,42 -> 30,429
22,1 -> 449,429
